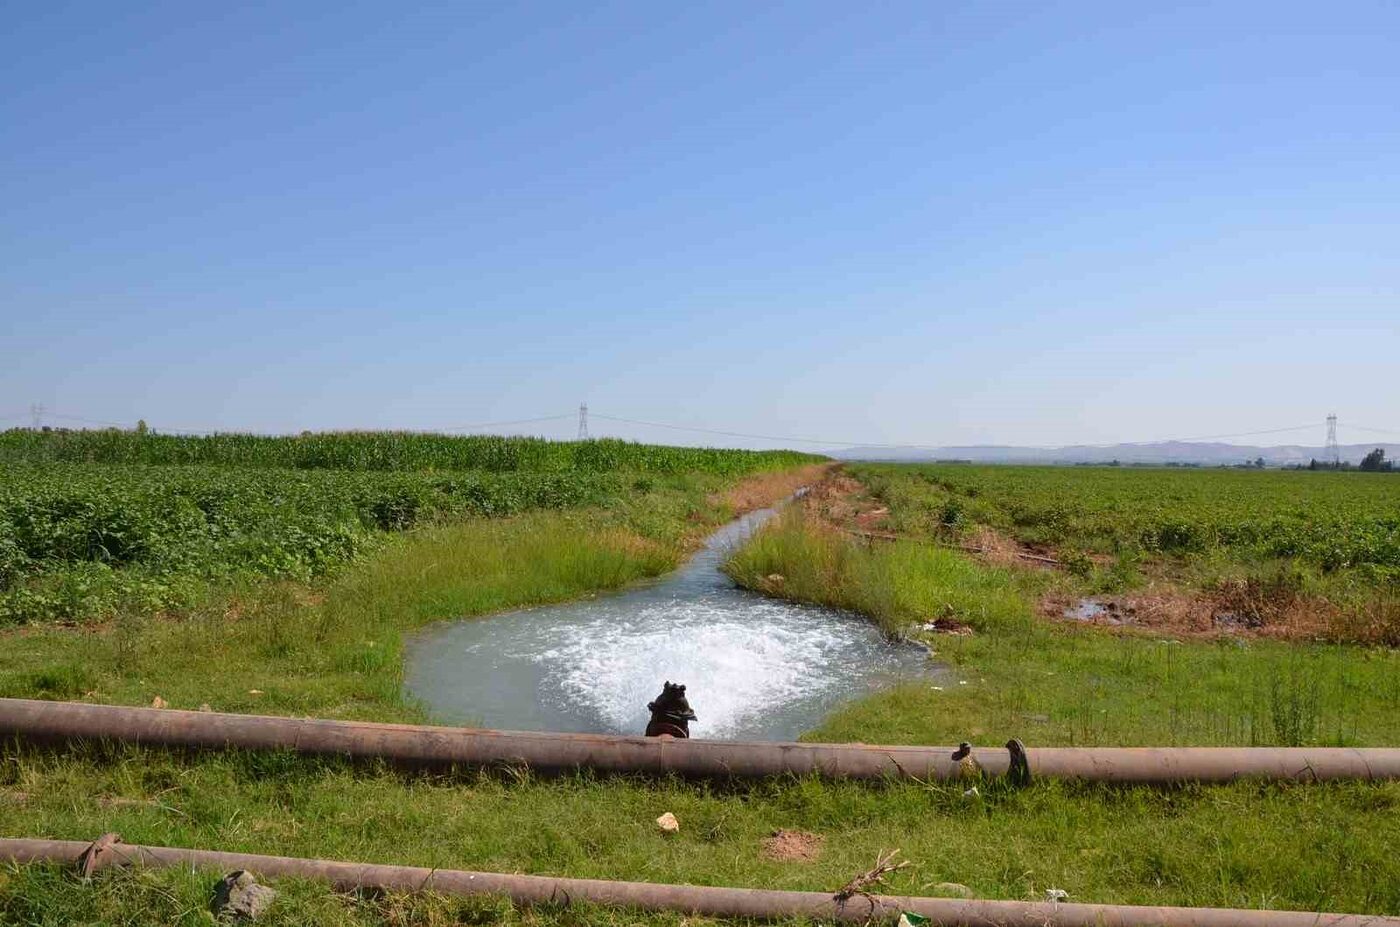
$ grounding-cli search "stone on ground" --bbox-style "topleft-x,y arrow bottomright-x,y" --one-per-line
211,870 -> 277,921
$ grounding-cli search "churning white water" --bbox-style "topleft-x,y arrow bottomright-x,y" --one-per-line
403,504 -> 939,741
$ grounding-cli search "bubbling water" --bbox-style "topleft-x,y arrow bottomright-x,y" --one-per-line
404,505 -> 939,741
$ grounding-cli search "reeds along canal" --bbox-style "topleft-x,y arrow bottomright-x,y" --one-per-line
403,502 -> 940,741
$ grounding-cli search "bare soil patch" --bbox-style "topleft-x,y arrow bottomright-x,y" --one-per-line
793,468 -> 1361,644
761,829 -> 825,862
1039,583 -> 1340,641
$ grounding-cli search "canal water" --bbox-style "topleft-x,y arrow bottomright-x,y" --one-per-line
403,503 -> 939,741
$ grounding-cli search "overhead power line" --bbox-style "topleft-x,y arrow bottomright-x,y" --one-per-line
1343,422 -> 1400,438
17,410 -> 577,437
590,412 -> 942,450
1116,423 -> 1319,446
438,413 -> 574,433
11,406 -> 1400,451
592,413 -> 1349,451
47,412 -> 131,428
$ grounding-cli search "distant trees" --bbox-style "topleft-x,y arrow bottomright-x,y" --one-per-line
1360,448 -> 1393,472
1304,449 -> 1394,472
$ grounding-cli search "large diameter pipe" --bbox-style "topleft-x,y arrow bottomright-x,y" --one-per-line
1025,747 -> 1399,783
4,698 -> 1400,783
3,838 -> 1394,927
0,698 -> 985,780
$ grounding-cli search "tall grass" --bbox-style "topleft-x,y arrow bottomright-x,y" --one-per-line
721,509 -> 1400,749
0,509 -> 685,720
722,511 -> 1032,637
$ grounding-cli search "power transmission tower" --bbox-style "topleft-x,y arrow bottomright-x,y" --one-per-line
30,403 -> 45,429
577,403 -> 589,440
1325,413 -> 1340,466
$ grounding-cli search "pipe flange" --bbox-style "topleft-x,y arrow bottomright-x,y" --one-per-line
1006,738 -> 1031,787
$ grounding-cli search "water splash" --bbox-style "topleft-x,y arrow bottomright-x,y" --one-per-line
405,505 -> 939,741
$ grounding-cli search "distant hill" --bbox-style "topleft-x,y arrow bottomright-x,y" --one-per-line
832,441 -> 1400,467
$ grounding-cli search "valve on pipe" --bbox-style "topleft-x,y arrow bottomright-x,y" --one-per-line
644,681 -> 696,738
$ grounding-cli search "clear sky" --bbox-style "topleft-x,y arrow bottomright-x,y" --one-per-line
3,2 -> 1397,449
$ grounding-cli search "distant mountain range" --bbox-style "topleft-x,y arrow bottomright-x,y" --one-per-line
832,441 -> 1400,467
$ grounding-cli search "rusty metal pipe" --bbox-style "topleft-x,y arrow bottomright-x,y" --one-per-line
1024,746 -> 1399,783
2,837 -> 1393,926
4,698 -> 1400,783
0,698 -> 982,780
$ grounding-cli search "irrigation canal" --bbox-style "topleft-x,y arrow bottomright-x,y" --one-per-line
404,502 -> 940,741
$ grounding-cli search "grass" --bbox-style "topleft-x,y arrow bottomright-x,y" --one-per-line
857,461 -> 1400,583
0,436 -> 817,626
0,472 -> 737,721
847,462 -> 1400,644
5,749 -> 1400,924
722,510 -> 1033,639
724,511 -> 1400,747
5,462 -> 1400,922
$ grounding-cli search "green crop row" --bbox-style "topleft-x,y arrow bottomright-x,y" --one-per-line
856,463 -> 1400,575
0,429 -> 820,475
0,463 -> 625,623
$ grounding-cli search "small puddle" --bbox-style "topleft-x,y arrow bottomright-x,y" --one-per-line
1062,598 -> 1135,624
404,504 -> 940,741
1065,599 -> 1110,621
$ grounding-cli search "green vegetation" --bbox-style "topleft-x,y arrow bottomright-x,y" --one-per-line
5,455 -> 1400,923
713,464 -> 1400,919
0,429 -> 816,475
0,472 -> 744,720
6,749 -> 1400,925
724,511 -> 1029,639
845,462 -> 1400,644
861,462 -> 1400,575
1360,447 -> 1395,472
0,432 -> 817,625
725,511 -> 1400,747
0,464 -> 626,624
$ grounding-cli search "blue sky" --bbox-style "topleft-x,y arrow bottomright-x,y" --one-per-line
3,1 -> 1397,449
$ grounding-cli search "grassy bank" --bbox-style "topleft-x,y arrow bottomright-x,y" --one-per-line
6,748 -> 1400,924
0,434 -> 820,626
0,465 -> 806,720
5,462 -> 1400,922
724,511 -> 1400,746
849,462 -> 1400,644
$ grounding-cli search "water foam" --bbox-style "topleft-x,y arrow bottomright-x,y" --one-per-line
404,504 -> 940,740
530,599 -> 860,738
